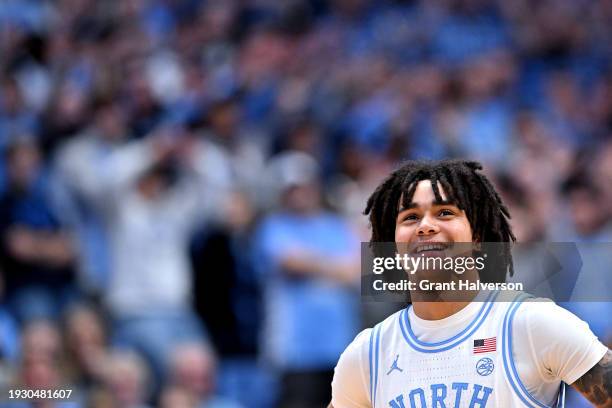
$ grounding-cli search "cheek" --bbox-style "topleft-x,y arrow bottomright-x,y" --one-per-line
395,225 -> 414,243
449,219 -> 473,242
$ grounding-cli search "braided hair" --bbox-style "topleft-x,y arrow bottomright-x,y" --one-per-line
364,159 -> 516,282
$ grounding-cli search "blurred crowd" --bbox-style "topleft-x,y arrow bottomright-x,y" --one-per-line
0,0 -> 611,407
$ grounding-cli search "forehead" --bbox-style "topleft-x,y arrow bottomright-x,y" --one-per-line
398,179 -> 461,212
410,179 -> 449,204
397,178 -> 460,212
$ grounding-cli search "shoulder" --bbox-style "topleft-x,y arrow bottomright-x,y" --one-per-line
510,297 -> 601,352
336,328 -> 373,369
332,328 -> 375,408
331,308 -> 432,407
511,297 -> 591,334
510,298 -> 608,384
333,310 -> 405,388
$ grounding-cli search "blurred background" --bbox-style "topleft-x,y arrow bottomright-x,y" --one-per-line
0,0 -> 610,407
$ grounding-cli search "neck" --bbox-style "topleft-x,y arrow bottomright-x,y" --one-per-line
411,299 -> 472,320
409,269 -> 480,320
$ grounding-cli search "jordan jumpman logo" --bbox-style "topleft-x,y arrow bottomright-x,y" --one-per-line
386,354 -> 403,375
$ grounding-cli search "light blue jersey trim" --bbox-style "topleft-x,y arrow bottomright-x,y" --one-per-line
370,323 -> 382,407
368,328 -> 374,403
502,294 -> 555,408
398,291 -> 499,353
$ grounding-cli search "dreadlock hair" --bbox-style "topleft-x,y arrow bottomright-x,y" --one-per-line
364,159 -> 516,283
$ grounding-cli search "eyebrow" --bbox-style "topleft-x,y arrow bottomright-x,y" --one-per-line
398,199 -> 457,213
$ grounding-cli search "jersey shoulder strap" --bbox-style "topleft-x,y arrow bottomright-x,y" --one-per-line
368,321 -> 382,408
502,292 -> 566,408
368,309 -> 404,408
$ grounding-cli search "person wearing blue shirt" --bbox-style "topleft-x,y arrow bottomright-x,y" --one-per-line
0,138 -> 76,324
255,151 -> 360,408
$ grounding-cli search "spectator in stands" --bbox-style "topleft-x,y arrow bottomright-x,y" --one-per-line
255,151 -> 360,408
0,138 -> 76,323
199,98 -> 268,208
91,350 -> 151,408
53,99 -> 131,292
162,342 -> 242,408
9,319 -> 79,408
158,386 -> 198,408
190,188 -> 269,408
93,125 -> 212,388
63,304 -> 109,400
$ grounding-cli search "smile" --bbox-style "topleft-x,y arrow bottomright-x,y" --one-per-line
412,242 -> 451,254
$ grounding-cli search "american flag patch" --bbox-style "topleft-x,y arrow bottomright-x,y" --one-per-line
473,337 -> 496,354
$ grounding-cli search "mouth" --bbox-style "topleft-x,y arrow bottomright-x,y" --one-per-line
411,242 -> 452,255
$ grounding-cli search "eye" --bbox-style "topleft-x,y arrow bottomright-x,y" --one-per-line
400,213 -> 419,223
438,209 -> 455,217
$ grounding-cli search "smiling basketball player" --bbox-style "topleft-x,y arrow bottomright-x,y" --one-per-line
329,160 -> 611,408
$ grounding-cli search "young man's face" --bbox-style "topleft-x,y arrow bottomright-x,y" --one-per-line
395,179 -> 473,245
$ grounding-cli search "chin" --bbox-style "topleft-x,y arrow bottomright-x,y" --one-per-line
411,268 -> 456,283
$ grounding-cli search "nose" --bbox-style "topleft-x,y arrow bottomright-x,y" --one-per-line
416,214 -> 440,236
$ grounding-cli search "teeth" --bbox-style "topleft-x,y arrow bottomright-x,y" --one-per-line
415,243 -> 448,253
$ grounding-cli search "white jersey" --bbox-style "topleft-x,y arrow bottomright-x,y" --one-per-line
332,291 -> 608,408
